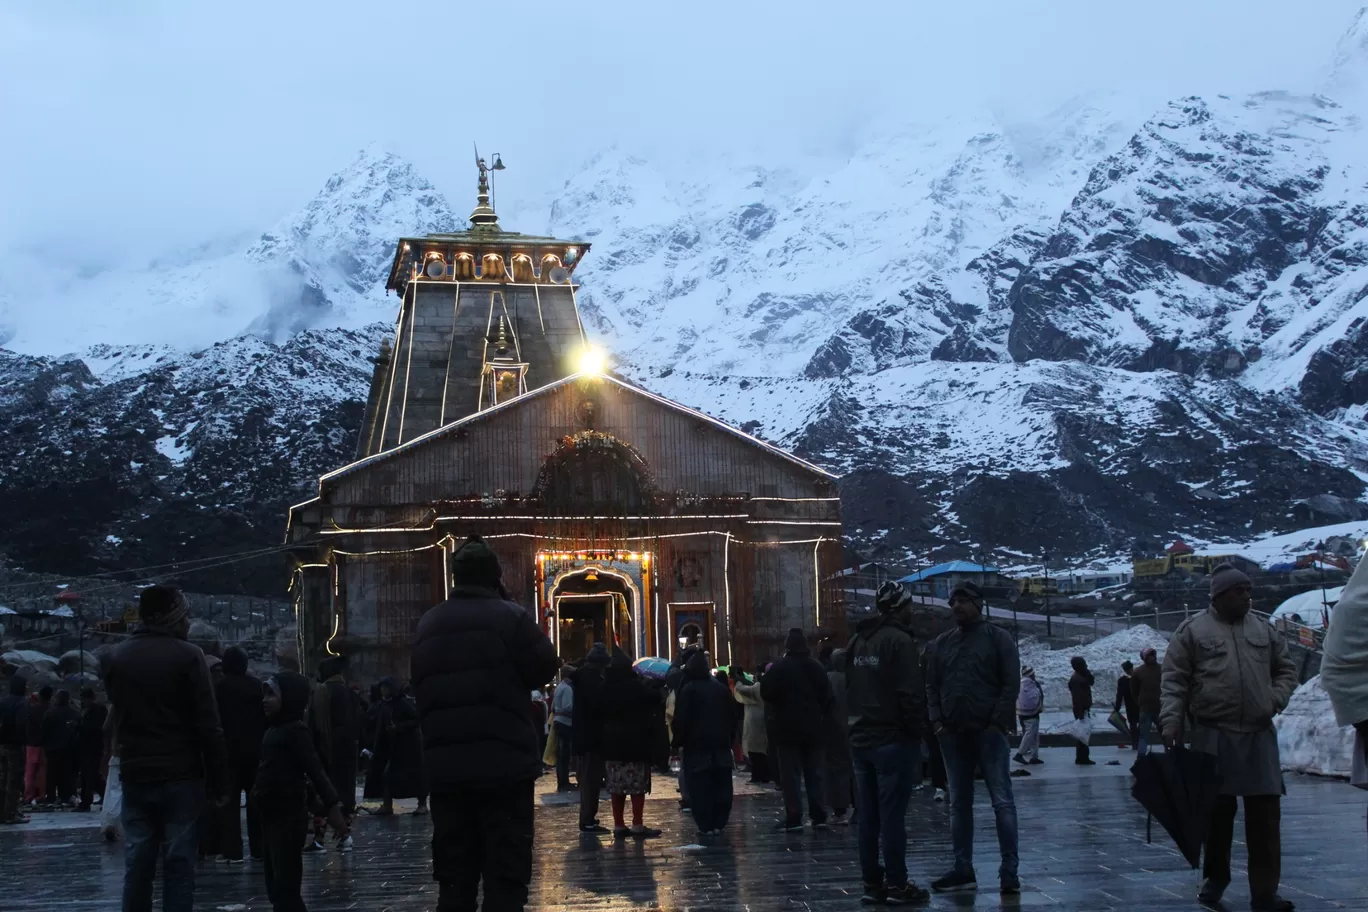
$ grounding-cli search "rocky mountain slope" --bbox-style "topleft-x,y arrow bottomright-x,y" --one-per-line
4,17 -> 1368,593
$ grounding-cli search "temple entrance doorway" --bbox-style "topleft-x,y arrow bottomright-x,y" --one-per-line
551,567 -> 636,664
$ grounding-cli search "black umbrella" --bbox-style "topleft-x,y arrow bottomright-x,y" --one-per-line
1130,747 -> 1222,868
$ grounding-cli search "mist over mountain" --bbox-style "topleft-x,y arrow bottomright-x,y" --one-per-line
3,13 -> 1368,592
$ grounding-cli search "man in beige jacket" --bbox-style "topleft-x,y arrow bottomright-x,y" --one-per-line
1161,564 -> 1298,912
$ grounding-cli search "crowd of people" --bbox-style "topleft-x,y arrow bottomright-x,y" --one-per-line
0,546 -> 1323,912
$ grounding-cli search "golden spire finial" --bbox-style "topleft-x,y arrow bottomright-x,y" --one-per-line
470,145 -> 504,229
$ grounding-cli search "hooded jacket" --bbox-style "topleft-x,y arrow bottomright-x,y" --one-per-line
1068,665 -> 1095,718
252,671 -> 339,811
105,625 -> 226,791
410,583 -> 559,787
215,646 -> 265,767
926,618 -> 1019,733
760,630 -> 831,747
846,613 -> 926,748
41,695 -> 79,752
671,652 -> 734,762
0,674 -> 27,747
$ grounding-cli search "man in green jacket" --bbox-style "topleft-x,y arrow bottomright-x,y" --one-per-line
1161,564 -> 1298,912
845,582 -> 930,905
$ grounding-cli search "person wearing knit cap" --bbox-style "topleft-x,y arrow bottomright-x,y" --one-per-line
411,535 -> 559,912
760,628 -> 831,831
1013,667 -> 1044,767
926,578 -> 1021,894
105,584 -> 228,912
1130,647 -> 1163,756
1160,564 -> 1298,911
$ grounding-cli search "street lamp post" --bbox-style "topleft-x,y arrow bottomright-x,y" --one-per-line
1043,552 -> 1053,638
1316,540 -> 1330,628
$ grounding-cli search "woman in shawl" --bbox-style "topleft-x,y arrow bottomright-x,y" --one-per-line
599,649 -> 662,838
363,677 -> 428,815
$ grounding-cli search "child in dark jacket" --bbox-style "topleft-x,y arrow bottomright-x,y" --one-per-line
254,672 -> 346,912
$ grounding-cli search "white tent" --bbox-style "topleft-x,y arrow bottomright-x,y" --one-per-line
1270,586 -> 1342,630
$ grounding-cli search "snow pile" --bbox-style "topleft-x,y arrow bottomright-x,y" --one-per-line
1276,675 -> 1356,777
1017,625 -> 1171,714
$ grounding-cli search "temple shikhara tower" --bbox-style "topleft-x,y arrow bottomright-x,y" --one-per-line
287,155 -> 845,679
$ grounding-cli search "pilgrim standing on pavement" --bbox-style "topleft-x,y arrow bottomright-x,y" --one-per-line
214,645 -> 265,862
307,654 -> 361,849
600,647 -> 664,839
364,677 -> 427,815
411,535 -> 559,912
1114,661 -> 1139,749
23,686 -> 50,805
822,648 -> 854,824
1319,551 -> 1368,844
926,581 -> 1021,895
1068,657 -> 1095,765
761,628 -> 831,831
1161,563 -> 1298,912
42,689 -> 80,805
254,672 -> 347,912
671,650 -> 735,837
1130,647 -> 1163,755
77,687 -> 108,811
845,581 -> 932,905
1013,668 -> 1044,766
0,673 -> 28,824
105,585 -> 228,912
732,668 -> 770,783
551,667 -> 576,792
572,643 -> 611,833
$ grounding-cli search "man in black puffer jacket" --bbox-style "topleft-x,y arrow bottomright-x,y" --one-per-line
761,628 -> 830,830
106,585 -> 227,912
571,642 -> 610,832
412,536 -> 559,912
926,582 -> 1020,895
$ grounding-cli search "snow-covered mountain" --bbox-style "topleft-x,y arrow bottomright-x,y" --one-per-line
0,145 -> 455,354
5,14 -> 1368,593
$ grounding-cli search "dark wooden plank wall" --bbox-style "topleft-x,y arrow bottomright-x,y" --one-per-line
328,377 -> 833,508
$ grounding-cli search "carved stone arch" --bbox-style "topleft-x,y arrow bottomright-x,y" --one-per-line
532,431 -> 657,515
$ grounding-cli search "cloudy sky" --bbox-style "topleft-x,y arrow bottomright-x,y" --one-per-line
0,0 -> 1363,265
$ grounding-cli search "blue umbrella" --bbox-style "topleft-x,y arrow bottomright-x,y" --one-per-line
633,656 -> 671,680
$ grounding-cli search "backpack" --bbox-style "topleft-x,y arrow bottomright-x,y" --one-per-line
1017,677 -> 1043,715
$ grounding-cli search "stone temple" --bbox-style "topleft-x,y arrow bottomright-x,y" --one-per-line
286,157 -> 845,681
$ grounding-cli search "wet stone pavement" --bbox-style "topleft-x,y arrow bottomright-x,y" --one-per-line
1,748 -> 1365,911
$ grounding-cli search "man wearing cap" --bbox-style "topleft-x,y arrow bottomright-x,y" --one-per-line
926,581 -> 1020,895
1161,564 -> 1298,912
411,535 -> 559,912
844,581 -> 931,905
105,585 -> 227,912
1130,647 -> 1162,756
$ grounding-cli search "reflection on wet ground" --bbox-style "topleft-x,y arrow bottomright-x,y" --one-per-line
2,748 -> 1365,910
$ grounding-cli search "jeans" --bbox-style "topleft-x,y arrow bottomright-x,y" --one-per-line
938,728 -> 1019,880
79,745 -> 105,810
852,739 -> 920,886
775,743 -> 826,825
1017,716 -> 1040,762
258,802 -> 309,912
121,777 -> 206,912
431,781 -> 535,912
554,723 -> 573,789
1136,712 -> 1158,756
